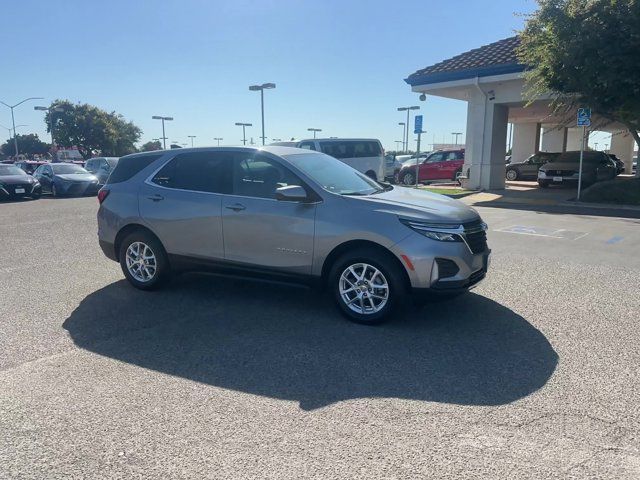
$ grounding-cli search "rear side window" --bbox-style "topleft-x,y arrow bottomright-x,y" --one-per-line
107,154 -> 163,184
151,152 -> 231,194
320,141 -> 381,159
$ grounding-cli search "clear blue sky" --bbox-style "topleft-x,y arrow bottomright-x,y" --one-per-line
1,0 -> 545,151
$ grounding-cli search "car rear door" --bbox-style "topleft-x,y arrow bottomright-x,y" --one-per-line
221,152 -> 316,275
138,151 -> 230,260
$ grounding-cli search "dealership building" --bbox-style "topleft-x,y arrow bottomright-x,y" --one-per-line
405,36 -> 637,189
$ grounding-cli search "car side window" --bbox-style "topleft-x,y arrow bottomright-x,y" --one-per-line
426,153 -> 445,163
444,152 -> 458,161
299,142 -> 316,151
151,152 -> 231,194
44,166 -> 53,176
232,154 -> 302,199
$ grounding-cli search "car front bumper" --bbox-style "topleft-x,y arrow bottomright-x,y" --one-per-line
391,231 -> 490,292
56,181 -> 100,196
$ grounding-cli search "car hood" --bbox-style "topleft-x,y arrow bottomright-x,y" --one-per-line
0,174 -> 35,184
353,187 -> 480,224
55,173 -> 98,182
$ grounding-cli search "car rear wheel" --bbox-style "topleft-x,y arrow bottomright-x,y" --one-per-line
119,231 -> 170,290
506,168 -> 519,181
401,172 -> 415,186
329,249 -> 406,325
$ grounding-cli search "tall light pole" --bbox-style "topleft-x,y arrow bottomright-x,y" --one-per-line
452,132 -> 462,146
34,105 -> 65,147
248,82 -> 276,145
398,122 -> 406,152
214,137 -> 223,146
397,106 -> 419,152
151,115 -> 173,149
1,97 -> 44,156
235,122 -> 252,146
188,135 -> 196,147
307,128 -> 322,139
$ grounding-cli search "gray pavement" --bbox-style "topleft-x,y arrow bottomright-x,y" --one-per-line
1,196 -> 639,479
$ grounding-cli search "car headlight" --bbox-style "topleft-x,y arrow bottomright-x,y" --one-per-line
400,218 -> 463,242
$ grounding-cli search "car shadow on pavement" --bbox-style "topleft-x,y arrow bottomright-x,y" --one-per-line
63,275 -> 558,410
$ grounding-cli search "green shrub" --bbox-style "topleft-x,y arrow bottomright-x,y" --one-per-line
581,178 -> 640,205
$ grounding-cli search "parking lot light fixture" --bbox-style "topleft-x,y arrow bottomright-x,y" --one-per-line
188,135 -> 196,147
397,106 -> 420,152
452,132 -> 462,146
214,137 -> 223,146
235,122 -> 252,146
398,122 -> 406,152
152,116 -> 173,150
249,83 -> 276,146
307,128 -> 322,139
1,97 -> 44,156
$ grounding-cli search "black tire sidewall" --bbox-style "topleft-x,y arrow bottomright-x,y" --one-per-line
329,249 -> 405,325
402,172 -> 414,186
506,168 -> 518,181
119,231 -> 169,290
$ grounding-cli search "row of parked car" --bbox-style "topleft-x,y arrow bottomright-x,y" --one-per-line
0,157 -> 119,200
506,150 -> 631,187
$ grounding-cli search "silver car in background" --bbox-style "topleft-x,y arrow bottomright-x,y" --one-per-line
97,147 -> 490,324
85,157 -> 119,186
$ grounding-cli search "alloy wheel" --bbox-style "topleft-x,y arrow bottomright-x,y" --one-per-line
339,263 -> 389,315
125,241 -> 157,283
402,173 -> 415,185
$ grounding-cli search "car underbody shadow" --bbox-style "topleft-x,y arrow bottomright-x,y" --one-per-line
63,274 -> 558,410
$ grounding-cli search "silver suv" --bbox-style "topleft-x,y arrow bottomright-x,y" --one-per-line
97,147 -> 490,324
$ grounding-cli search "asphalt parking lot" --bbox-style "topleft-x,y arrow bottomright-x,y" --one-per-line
1,196 -> 639,479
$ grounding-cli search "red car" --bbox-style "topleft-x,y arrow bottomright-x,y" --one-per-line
398,149 -> 465,185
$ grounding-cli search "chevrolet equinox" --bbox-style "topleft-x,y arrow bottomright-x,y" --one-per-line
97,147 -> 490,324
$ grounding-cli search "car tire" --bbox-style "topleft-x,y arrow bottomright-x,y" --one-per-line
31,191 -> 41,200
506,168 -> 519,181
119,230 -> 170,291
452,168 -> 462,182
401,172 -> 415,186
328,248 -> 406,325
538,180 -> 550,188
52,184 -> 58,197
393,170 -> 400,184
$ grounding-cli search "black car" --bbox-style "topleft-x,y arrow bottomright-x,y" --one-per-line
0,164 -> 42,200
32,163 -> 100,197
608,154 -> 625,175
538,151 -> 617,188
505,152 -> 560,181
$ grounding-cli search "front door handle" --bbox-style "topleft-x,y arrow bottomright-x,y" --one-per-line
225,203 -> 246,212
147,194 -> 164,202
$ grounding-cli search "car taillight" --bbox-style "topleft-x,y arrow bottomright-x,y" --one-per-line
97,188 -> 110,204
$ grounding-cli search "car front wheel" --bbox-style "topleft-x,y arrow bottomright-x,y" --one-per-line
401,172 -> 415,186
119,231 -> 170,290
329,249 -> 405,325
506,168 -> 519,181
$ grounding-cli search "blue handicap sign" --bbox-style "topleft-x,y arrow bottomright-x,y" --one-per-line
414,115 -> 423,134
577,108 -> 591,127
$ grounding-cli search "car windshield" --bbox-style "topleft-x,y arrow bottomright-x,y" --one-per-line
285,152 -> 384,196
0,165 -> 27,176
52,164 -> 88,174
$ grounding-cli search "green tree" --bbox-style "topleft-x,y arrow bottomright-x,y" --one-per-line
518,0 -> 640,175
140,140 -> 162,151
0,133 -> 50,157
45,100 -> 142,158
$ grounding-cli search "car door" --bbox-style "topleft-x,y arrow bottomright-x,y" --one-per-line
419,152 -> 445,181
35,165 -> 53,192
221,152 -> 316,275
138,151 -> 231,260
441,151 -> 461,179
596,157 -> 616,181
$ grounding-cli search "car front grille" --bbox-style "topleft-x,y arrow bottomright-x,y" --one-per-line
462,220 -> 488,254
10,184 -> 32,194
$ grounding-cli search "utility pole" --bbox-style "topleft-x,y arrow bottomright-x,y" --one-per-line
235,123 -> 252,146
152,116 -> 173,150
1,97 -> 44,156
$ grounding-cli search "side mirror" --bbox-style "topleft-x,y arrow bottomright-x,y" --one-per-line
275,185 -> 308,202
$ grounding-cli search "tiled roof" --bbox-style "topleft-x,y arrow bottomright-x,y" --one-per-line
406,36 -> 526,86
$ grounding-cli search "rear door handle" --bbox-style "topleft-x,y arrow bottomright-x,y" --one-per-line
147,194 -> 164,202
225,203 -> 246,211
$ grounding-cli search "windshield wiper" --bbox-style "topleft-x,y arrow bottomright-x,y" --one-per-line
341,191 -> 369,196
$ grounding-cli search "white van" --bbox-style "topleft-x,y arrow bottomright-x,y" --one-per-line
297,138 -> 386,181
